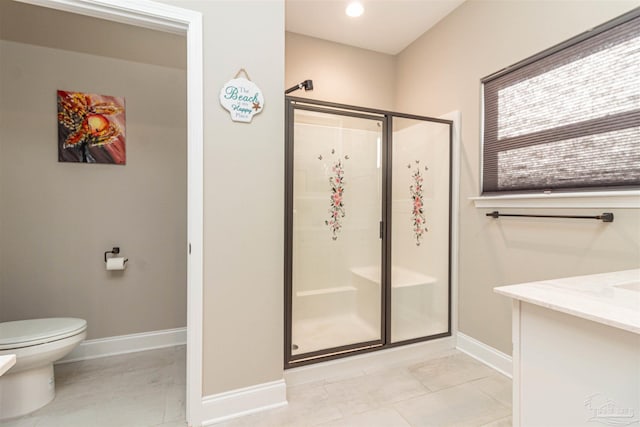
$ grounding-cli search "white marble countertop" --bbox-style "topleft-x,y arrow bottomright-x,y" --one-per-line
495,269 -> 640,335
0,354 -> 16,377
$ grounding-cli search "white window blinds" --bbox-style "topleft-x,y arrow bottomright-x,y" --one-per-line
482,10 -> 640,194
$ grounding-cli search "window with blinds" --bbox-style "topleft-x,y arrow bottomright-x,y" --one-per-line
481,9 -> 640,195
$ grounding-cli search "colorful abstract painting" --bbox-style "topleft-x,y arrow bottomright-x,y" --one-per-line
57,90 -> 126,164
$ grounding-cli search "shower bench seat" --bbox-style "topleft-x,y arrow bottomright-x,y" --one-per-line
350,265 -> 437,288
295,286 -> 356,297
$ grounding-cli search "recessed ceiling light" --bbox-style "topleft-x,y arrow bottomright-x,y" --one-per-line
345,1 -> 364,18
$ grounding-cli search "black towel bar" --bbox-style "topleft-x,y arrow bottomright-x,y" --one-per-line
486,211 -> 614,223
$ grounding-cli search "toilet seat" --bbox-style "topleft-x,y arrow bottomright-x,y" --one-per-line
0,318 -> 87,350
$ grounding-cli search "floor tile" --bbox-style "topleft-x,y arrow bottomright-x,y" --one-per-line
218,382 -> 343,427
163,382 -> 186,422
220,351 -> 511,427
2,346 -> 186,427
361,348 -> 459,376
408,352 -> 495,392
323,367 -> 428,417
317,407 -> 412,427
3,348 -> 512,427
394,382 -> 511,427
480,415 -> 512,427
151,421 -> 188,427
470,373 -> 512,408
0,416 -> 40,427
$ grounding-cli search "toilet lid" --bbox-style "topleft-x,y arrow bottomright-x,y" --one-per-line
0,318 -> 87,350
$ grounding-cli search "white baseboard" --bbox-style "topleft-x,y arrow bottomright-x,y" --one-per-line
285,336 -> 456,386
456,332 -> 512,378
56,327 -> 187,364
201,379 -> 287,426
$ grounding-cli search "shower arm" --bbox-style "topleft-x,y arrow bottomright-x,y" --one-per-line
285,79 -> 313,94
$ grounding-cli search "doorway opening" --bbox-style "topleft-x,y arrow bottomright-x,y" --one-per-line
1,0 -> 203,425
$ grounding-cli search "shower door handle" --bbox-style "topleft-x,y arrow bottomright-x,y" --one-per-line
379,221 -> 384,239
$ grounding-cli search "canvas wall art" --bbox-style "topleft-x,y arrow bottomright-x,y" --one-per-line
57,90 -> 126,164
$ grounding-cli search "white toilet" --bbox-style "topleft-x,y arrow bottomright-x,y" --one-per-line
0,318 -> 87,420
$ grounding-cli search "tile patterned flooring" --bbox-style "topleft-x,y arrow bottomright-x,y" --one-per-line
1,347 -> 511,427
1,346 -> 186,427
220,350 -> 511,427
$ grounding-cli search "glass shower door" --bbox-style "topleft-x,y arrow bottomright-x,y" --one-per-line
390,117 -> 450,342
289,107 -> 384,360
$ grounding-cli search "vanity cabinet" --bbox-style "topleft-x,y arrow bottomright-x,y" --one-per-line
495,270 -> 640,427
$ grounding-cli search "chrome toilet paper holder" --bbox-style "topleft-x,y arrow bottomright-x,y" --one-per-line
104,247 -> 128,265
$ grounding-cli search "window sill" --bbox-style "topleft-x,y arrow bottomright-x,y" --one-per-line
470,191 -> 640,209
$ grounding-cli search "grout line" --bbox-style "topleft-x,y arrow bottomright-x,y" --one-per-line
467,376 -> 513,411
393,404 -> 415,427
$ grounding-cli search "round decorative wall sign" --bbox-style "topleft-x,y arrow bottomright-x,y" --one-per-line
219,77 -> 264,123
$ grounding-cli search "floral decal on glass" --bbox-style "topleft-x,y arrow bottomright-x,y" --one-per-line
319,149 -> 349,240
408,160 -> 428,246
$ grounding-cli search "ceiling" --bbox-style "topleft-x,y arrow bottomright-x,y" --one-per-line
285,0 -> 466,55
1,1 -> 465,65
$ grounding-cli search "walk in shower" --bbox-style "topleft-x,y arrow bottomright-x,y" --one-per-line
285,98 -> 452,366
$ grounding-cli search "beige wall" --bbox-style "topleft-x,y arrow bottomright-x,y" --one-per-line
395,0 -> 640,354
157,0 -> 285,395
0,40 -> 187,339
286,32 -> 396,110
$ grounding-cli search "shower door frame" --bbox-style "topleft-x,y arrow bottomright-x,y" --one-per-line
285,97 -> 453,368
